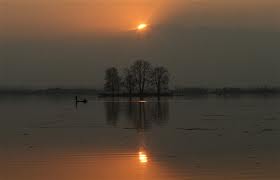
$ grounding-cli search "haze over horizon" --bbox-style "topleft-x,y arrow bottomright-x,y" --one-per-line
1,0 -> 280,88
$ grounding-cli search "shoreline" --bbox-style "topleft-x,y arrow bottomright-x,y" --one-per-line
0,87 -> 280,96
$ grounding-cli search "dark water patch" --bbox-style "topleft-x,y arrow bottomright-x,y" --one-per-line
201,118 -> 226,121
264,117 -> 278,121
166,155 -> 177,158
39,126 -> 50,129
40,119 -> 65,126
38,125 -> 108,129
259,128 -> 280,133
201,114 -> 228,121
247,155 -> 257,159
255,161 -> 261,165
202,114 -> 226,117
176,128 -> 218,131
123,127 -> 138,130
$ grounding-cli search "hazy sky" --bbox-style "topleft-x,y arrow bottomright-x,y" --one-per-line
1,0 -> 280,88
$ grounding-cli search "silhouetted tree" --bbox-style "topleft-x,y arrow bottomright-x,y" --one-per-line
103,61 -> 171,98
131,60 -> 152,98
151,66 -> 169,99
122,68 -> 136,97
104,67 -> 121,96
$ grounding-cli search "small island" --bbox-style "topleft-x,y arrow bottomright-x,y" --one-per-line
101,60 -> 171,99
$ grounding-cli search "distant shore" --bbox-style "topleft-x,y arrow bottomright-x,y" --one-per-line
98,92 -> 173,97
174,87 -> 280,96
0,88 -> 99,96
0,87 -> 280,97
1,87 -> 280,97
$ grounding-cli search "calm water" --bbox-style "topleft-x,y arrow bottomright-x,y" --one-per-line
1,95 -> 280,180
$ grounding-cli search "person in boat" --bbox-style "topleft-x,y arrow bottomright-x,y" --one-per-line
75,96 -> 88,103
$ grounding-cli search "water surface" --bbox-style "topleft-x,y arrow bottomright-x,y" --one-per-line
1,95 -> 280,180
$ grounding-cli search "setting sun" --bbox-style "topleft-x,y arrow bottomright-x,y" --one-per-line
137,24 -> 148,31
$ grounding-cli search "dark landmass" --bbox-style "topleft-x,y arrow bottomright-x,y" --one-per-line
0,87 -> 280,96
102,87 -> 280,97
98,92 -> 173,97
0,88 -> 99,95
174,87 -> 280,96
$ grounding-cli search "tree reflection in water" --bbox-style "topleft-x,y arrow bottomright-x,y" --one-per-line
104,100 -> 120,126
104,99 -> 169,165
104,99 -> 169,130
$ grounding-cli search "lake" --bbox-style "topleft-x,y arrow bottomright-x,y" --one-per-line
0,95 -> 280,180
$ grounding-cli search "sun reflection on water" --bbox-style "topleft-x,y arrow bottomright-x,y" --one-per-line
138,151 -> 148,164
138,100 -> 147,103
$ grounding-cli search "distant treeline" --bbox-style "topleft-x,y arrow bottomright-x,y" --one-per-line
174,87 -> 280,96
1,87 -> 280,96
0,88 -> 99,95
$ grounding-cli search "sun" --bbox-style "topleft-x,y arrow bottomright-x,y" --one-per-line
137,24 -> 148,31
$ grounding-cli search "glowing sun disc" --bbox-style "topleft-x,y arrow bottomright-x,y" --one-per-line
137,24 -> 147,30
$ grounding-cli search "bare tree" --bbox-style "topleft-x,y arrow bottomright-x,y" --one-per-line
151,66 -> 169,99
104,67 -> 121,96
131,60 -> 152,98
122,68 -> 136,97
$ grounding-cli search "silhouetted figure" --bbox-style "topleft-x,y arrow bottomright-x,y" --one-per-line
75,96 -> 88,103
75,96 -> 88,109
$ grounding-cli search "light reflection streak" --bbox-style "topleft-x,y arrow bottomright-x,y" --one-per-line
138,151 -> 148,164
138,100 -> 147,103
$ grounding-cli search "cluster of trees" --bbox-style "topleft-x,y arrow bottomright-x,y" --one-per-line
104,60 -> 170,98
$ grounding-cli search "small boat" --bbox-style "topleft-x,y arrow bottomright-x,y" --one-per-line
75,96 -> 88,103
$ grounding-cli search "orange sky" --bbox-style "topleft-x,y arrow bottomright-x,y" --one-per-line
1,0 -> 280,38
1,0 -> 178,37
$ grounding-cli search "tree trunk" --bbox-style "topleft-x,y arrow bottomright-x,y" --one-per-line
129,88 -> 132,101
157,84 -> 161,101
